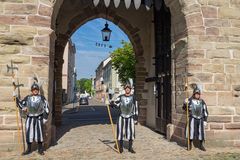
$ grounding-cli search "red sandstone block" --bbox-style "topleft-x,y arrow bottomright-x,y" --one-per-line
202,7 -> 218,18
188,50 -> 205,58
39,4 -> 52,17
225,123 -> 240,129
210,123 -> 223,130
0,116 -> 3,124
0,124 -> 18,130
208,115 -> 232,123
4,115 -> 17,125
233,116 -> 240,122
234,140 -> 240,147
13,131 -> 24,144
201,92 -> 217,106
4,3 -> 37,15
28,15 -> 50,27
34,36 -> 50,47
206,140 -> 235,147
206,27 -> 219,35
171,135 -> 186,146
187,26 -> 205,35
205,130 -> 215,138
212,130 -> 240,140
32,56 -> 49,66
204,19 -> 230,27
0,131 -> 14,143
0,15 -> 27,25
172,120 -> 186,128
186,13 -> 203,27
173,127 -> 183,138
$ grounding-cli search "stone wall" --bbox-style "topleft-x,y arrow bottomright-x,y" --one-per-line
0,0 -> 53,151
167,0 -> 240,147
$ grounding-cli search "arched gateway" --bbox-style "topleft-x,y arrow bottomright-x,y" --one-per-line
0,0 -> 240,150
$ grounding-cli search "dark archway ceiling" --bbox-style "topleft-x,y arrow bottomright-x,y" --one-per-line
55,0 -> 152,42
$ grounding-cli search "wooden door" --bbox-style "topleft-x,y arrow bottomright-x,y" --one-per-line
154,1 -> 172,134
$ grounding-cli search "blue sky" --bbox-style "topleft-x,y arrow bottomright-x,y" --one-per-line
71,18 -> 130,80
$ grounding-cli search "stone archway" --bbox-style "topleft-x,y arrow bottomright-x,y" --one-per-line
50,2 -> 149,127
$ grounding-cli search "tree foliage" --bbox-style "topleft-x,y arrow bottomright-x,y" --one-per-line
76,78 -> 92,93
111,41 -> 136,84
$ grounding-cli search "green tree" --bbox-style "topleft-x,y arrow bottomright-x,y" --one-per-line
76,78 -> 92,93
111,41 -> 136,84
84,80 -> 92,93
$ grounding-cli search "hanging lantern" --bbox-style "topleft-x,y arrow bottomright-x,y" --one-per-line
101,22 -> 112,41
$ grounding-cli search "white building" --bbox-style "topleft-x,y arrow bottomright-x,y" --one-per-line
62,40 -> 76,104
102,57 -> 123,100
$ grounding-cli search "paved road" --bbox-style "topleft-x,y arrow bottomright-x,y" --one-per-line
1,99 -> 240,159
61,100 -> 119,125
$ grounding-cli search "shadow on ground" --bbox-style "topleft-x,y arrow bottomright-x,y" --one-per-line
53,105 -> 120,146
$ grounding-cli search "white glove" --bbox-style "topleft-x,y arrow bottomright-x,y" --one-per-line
43,119 -> 48,124
204,121 -> 207,127
134,120 -> 138,125
22,107 -> 28,112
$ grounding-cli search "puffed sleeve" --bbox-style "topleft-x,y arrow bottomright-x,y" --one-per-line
41,95 -> 49,114
16,96 -> 28,110
133,96 -> 138,122
111,95 -> 121,108
202,100 -> 208,122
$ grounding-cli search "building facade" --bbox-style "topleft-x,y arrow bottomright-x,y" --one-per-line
62,40 -> 76,104
0,0 -> 240,150
95,61 -> 104,101
102,57 -> 123,100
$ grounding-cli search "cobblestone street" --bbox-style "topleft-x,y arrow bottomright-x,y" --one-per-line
0,100 -> 240,160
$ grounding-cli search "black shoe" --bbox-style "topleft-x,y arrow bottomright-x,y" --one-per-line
38,150 -> 45,155
128,148 -> 136,154
22,143 -> 31,155
38,142 -> 45,155
199,145 -> 206,151
114,144 -> 123,153
22,150 -> 31,155
199,141 -> 206,151
128,140 -> 136,154
114,140 -> 123,153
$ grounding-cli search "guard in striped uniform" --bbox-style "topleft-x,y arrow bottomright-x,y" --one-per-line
183,87 -> 208,151
16,83 -> 49,155
111,83 -> 138,153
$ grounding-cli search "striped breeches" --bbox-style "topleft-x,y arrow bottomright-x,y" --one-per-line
25,116 -> 44,143
186,117 -> 205,141
117,116 -> 135,141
